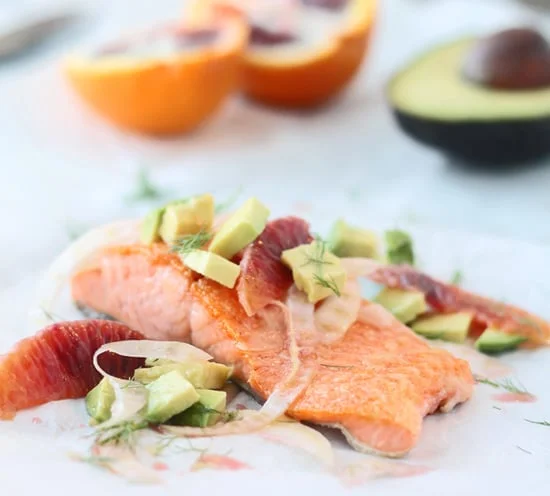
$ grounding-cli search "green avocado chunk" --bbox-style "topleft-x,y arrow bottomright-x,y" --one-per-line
281,241 -> 347,303
140,207 -> 165,245
208,197 -> 270,259
144,370 -> 200,424
328,219 -> 380,259
474,329 -> 527,354
374,288 -> 427,324
134,361 -> 232,389
85,377 -> 115,424
181,250 -> 241,288
158,194 -> 214,243
170,389 -> 227,427
411,312 -> 473,343
385,230 -> 415,265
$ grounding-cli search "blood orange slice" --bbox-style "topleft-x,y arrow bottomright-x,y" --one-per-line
64,11 -> 248,135
191,0 -> 377,108
237,216 -> 313,316
0,320 -> 144,420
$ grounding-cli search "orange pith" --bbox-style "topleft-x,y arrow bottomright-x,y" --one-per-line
190,0 -> 377,108
64,12 -> 248,136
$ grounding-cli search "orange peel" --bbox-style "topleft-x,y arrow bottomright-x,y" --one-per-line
190,0 -> 377,108
64,12 -> 248,136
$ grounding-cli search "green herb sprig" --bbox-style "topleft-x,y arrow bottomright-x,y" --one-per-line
94,419 -> 149,449
125,167 -> 170,204
524,419 -> 550,427
450,270 -> 463,285
474,375 -> 531,396
313,274 -> 342,297
301,235 -> 341,297
170,231 -> 213,256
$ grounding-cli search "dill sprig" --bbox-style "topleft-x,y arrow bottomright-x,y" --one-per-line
450,270 -> 463,285
221,410 -> 240,423
313,274 -> 342,297
170,231 -> 213,256
516,446 -> 532,455
299,235 -> 341,298
94,419 -> 149,449
474,375 -> 531,395
301,236 -> 333,268
125,167 -> 170,204
524,419 -> 550,427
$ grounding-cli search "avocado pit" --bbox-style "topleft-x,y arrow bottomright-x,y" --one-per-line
462,27 -> 550,90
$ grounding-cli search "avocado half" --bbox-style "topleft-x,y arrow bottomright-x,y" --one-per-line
388,38 -> 550,165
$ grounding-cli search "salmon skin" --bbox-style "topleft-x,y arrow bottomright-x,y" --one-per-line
71,219 -> 474,457
366,263 -> 550,347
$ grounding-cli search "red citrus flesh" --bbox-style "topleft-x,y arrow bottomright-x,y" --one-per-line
0,320 -> 144,420
237,217 -> 313,316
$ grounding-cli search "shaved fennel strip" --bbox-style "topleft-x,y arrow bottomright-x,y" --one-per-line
315,280 -> 361,342
28,219 -> 142,331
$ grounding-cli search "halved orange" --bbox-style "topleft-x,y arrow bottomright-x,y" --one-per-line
64,11 -> 248,136
189,0 -> 377,108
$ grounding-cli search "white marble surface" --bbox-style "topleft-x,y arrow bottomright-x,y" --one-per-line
1,0 -> 550,291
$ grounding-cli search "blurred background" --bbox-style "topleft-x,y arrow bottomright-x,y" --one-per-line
1,0 -> 550,291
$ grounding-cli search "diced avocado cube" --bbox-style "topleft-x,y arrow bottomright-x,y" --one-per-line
328,219 -> 380,259
85,378 -> 115,424
140,207 -> 165,245
144,370 -> 200,424
181,250 -> 241,288
208,197 -> 270,259
474,329 -> 527,354
385,230 -> 415,265
134,361 -> 232,389
281,241 -> 347,303
158,194 -> 214,243
374,288 -> 428,323
170,389 -> 227,427
411,312 -> 473,343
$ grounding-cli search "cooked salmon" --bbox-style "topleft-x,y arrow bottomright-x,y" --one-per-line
71,217 -> 474,457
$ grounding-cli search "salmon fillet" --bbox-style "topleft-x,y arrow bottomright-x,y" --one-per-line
71,238 -> 474,456
72,244 -> 198,342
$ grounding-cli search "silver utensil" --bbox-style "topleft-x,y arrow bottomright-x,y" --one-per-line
0,11 -> 78,60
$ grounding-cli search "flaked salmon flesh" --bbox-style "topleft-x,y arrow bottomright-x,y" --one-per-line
71,239 -> 474,457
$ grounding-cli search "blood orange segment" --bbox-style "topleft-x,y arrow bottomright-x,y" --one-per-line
0,320 -> 144,420
237,217 -> 313,316
368,264 -> 550,347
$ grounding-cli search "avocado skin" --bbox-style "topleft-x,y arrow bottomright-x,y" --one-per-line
393,109 -> 550,166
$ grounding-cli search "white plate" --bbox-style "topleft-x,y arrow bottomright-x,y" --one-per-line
1,219 -> 549,495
